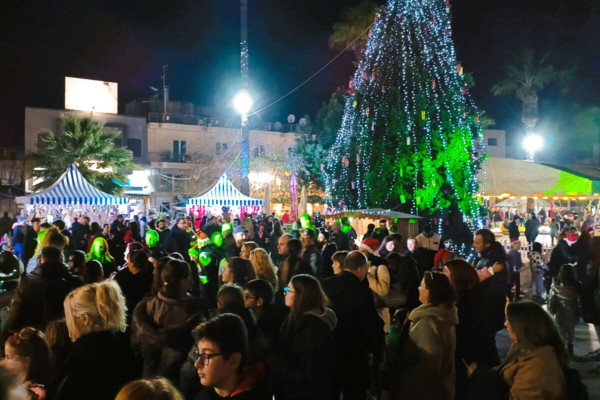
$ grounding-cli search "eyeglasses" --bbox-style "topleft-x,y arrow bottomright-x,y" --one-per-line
194,351 -> 224,366
244,294 -> 256,300
283,286 -> 295,296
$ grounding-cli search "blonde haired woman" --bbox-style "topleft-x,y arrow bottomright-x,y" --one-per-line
25,225 -> 68,274
249,247 -> 279,292
57,281 -> 136,399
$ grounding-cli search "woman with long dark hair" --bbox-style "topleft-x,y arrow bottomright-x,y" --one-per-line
468,301 -> 567,399
385,252 -> 420,311
276,274 -> 337,400
279,238 -> 312,287
124,221 -> 143,244
443,259 -> 486,399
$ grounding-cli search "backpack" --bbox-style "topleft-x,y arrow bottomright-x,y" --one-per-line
564,367 -> 588,400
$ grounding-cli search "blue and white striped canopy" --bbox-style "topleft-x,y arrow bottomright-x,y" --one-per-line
17,164 -> 128,205
187,174 -> 263,207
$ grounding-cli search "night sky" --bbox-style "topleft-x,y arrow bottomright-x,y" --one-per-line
2,0 -> 600,160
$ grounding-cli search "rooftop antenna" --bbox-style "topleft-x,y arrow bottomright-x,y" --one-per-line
161,65 -> 169,121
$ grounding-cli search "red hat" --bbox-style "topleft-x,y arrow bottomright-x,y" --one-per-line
360,238 -> 380,254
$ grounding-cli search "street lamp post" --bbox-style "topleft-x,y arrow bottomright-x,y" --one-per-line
239,0 -> 250,195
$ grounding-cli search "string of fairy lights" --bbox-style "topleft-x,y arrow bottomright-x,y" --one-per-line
324,0 -> 486,254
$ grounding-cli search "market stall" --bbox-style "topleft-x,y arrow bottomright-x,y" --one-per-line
186,174 -> 264,220
324,208 -> 422,245
15,164 -> 129,225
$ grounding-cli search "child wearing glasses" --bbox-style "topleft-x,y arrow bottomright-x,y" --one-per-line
192,313 -> 266,399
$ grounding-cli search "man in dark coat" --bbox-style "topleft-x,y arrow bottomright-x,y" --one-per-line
371,220 -> 390,243
548,229 -> 577,280
155,219 -> 171,244
300,229 -> 323,278
0,212 -> 12,238
322,251 -> 384,400
2,246 -> 80,343
472,229 -> 509,366
164,217 -> 191,256
331,223 -> 352,251
524,212 -> 541,245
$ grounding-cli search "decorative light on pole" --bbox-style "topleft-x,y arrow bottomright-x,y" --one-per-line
239,0 -> 250,195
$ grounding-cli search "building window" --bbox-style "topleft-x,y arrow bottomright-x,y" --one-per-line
127,138 -> 142,157
487,138 -> 498,146
173,140 -> 186,162
253,145 -> 266,157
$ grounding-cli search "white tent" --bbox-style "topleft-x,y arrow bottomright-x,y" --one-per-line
16,164 -> 128,205
186,174 -> 263,207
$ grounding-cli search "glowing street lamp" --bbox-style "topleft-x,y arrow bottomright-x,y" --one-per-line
234,89 -> 253,195
523,133 -> 543,162
233,90 -> 253,120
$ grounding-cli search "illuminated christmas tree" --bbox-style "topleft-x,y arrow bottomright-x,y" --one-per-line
325,0 -> 486,228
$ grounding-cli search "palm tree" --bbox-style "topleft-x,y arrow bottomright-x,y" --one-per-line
492,50 -> 571,159
26,116 -> 137,194
329,0 -> 380,61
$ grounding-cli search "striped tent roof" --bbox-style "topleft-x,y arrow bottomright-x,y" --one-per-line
187,174 -> 263,207
16,164 -> 128,205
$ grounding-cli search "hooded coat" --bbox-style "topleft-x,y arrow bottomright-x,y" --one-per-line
131,293 -> 205,382
394,303 -> 458,400
549,282 -> 581,334
276,308 -> 338,400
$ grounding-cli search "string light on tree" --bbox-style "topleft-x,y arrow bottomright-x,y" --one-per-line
324,0 -> 486,247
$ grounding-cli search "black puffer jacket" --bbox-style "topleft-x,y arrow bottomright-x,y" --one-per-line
131,293 -> 205,383
3,261 -> 81,341
276,309 -> 338,400
56,330 -> 135,400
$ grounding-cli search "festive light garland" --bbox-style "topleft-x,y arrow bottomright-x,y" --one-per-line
324,0 -> 486,242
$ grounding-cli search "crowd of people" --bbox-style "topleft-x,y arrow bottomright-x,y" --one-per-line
0,209 -> 596,399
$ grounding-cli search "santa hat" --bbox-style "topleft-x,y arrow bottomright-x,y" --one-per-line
360,237 -> 380,255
